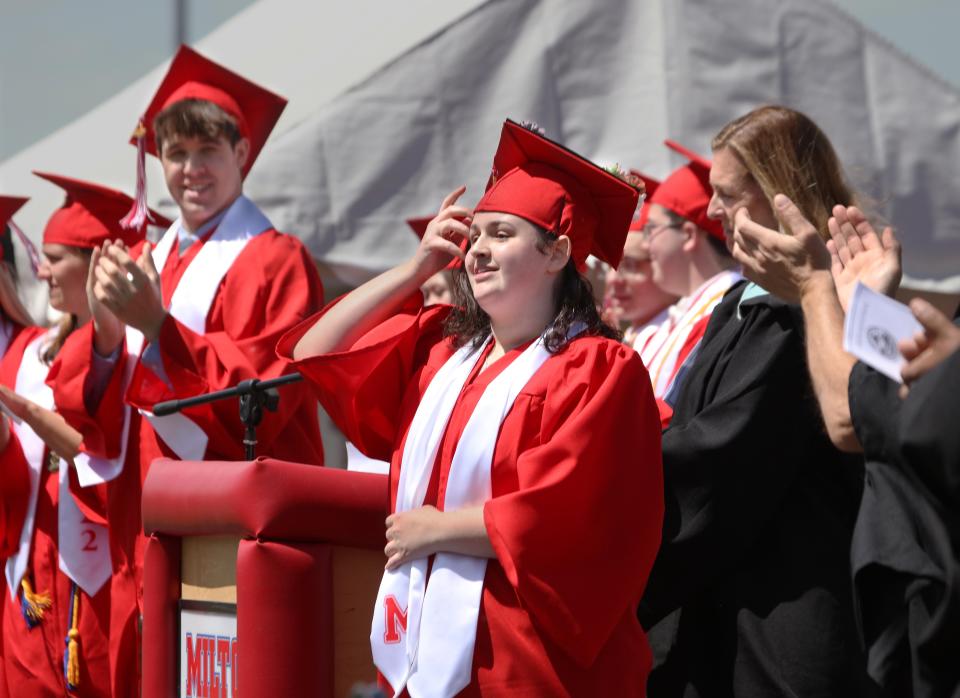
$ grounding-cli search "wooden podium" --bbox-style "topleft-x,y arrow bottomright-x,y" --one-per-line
141,458 -> 388,697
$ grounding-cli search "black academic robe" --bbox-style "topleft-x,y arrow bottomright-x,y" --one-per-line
639,282 -> 871,698
849,348 -> 960,698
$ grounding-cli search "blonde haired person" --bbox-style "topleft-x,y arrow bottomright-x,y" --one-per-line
639,106 -> 872,697
0,173 -> 165,697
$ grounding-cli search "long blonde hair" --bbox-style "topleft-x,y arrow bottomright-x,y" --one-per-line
712,105 -> 855,240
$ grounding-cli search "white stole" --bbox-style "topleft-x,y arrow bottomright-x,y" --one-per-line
372,331 -> 561,698
641,269 -> 742,397
4,332 -> 113,599
132,195 -> 271,461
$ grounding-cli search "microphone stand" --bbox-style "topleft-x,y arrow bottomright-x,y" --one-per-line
151,373 -> 303,460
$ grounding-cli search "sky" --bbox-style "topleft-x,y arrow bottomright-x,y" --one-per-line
0,0 -> 956,162
0,0 -> 256,161
828,0 -> 959,88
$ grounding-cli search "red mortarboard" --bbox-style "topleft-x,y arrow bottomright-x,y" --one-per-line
0,197 -> 28,232
121,45 -> 287,229
406,216 -> 433,239
35,172 -> 172,249
648,139 -> 724,241
474,120 -> 641,269
628,170 -> 661,232
0,196 -> 33,267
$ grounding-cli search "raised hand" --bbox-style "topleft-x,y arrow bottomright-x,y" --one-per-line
899,298 -> 960,390
826,205 -> 901,313
87,242 -> 124,356
413,186 -> 472,281
731,194 -> 832,303
93,240 -> 167,342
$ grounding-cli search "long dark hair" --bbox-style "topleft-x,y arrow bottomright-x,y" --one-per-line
442,228 -> 621,353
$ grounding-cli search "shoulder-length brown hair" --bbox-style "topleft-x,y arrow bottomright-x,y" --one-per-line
442,228 -> 621,353
712,105 -> 856,240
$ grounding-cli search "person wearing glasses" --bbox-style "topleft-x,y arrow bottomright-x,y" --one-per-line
630,141 -> 741,416
603,174 -> 679,352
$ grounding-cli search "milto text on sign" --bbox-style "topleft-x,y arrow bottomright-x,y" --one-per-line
184,633 -> 237,697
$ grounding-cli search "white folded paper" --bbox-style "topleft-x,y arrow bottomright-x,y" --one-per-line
843,282 -> 922,383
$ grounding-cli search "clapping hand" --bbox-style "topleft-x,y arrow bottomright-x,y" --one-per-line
826,205 -> 901,313
91,240 -> 166,342
731,194 -> 832,303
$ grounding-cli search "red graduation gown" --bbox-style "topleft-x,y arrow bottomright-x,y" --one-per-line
280,296 -> 664,696
0,326 -> 112,698
49,226 -> 326,697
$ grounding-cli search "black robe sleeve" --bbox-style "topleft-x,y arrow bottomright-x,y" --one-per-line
848,349 -> 960,697
899,348 -> 960,508
849,360 -> 903,464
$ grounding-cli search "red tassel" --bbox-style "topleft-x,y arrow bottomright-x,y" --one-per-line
119,121 -> 152,230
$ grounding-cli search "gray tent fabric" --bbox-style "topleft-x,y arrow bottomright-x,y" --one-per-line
246,0 -> 960,293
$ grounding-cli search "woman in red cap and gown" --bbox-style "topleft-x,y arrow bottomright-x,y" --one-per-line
0,173 -> 167,696
279,120 -> 664,697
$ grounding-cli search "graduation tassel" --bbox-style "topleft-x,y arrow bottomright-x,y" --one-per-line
63,582 -> 81,690
119,120 -> 151,230
6,219 -> 41,277
20,578 -> 52,628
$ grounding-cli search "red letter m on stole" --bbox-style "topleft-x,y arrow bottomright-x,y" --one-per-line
383,595 -> 407,644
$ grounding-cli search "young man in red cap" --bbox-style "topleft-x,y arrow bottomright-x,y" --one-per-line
280,119 -> 663,697
604,173 -> 679,350
632,141 -> 741,412
0,173 -> 167,697
51,46 -> 325,696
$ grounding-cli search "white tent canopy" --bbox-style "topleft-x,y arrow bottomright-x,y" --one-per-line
3,0 -> 958,312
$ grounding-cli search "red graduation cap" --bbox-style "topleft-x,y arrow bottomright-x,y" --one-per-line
35,172 -> 172,249
406,216 -> 432,239
475,119 -> 641,269
628,170 -> 661,232
648,139 -> 724,241
0,197 -> 28,232
0,196 -> 38,270
121,45 -> 287,229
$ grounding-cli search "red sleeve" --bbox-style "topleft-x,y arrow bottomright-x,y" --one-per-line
278,293 -> 448,462
125,232 -> 324,459
47,322 -> 128,459
48,243 -> 149,458
0,327 -> 45,558
483,341 -> 664,667
657,398 -> 674,429
0,430 -> 31,559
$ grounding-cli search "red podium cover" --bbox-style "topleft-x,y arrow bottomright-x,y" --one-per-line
141,458 -> 388,698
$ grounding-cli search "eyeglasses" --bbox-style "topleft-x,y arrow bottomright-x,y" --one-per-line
638,221 -> 680,242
